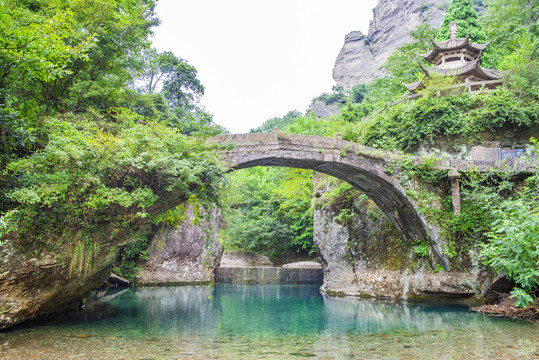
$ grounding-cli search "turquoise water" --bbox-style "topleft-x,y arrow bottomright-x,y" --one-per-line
1,285 -> 538,359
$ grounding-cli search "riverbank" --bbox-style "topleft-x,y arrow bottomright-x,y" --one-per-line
472,293 -> 539,320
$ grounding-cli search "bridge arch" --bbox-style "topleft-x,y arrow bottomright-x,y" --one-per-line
210,131 -> 450,270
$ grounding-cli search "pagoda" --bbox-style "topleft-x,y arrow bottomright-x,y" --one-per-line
404,22 -> 503,93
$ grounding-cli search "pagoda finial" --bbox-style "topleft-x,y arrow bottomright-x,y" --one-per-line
449,22 -> 458,39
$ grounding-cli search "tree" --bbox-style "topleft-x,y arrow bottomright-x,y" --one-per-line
381,23 -> 438,84
159,52 -> 204,109
483,0 -> 539,96
484,0 -> 539,38
348,84 -> 369,104
2,0 -> 159,116
250,110 -> 303,133
0,0 -> 90,107
436,0 -> 487,42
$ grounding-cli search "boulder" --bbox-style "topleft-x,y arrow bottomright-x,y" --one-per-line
135,205 -> 223,285
107,273 -> 131,287
0,240 -> 120,329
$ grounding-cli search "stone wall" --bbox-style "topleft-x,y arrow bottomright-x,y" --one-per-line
216,267 -> 323,285
135,205 -> 223,285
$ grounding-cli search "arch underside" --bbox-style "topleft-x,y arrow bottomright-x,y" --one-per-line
232,156 -> 448,270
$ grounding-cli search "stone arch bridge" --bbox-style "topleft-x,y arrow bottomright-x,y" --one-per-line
209,130 -> 536,271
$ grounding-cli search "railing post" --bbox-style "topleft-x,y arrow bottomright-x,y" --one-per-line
465,77 -> 472,92
272,127 -> 279,143
335,133 -> 343,148
449,170 -> 461,216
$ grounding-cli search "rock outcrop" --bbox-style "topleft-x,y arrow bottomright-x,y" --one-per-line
135,206 -> 223,285
309,99 -> 341,119
313,178 -> 492,300
333,0 -> 447,88
0,238 -> 121,330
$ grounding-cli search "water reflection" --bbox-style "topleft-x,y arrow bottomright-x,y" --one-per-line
0,285 -> 537,359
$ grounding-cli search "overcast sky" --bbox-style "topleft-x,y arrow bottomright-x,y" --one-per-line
152,0 -> 378,133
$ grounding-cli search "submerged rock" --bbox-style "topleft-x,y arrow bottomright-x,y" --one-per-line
107,273 -> 131,287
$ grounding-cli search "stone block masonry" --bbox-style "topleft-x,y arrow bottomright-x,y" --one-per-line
215,267 -> 323,285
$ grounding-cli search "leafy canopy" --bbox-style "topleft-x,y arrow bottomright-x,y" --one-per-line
0,111 -> 226,257
220,167 -> 316,263
436,0 -> 487,42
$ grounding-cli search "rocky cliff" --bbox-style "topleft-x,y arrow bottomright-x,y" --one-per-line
333,0 -> 447,88
0,230 -> 145,329
313,177 -> 496,300
0,203 -> 222,329
135,205 -> 223,285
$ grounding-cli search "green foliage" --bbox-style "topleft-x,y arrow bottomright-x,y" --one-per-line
509,287 -> 535,308
381,23 -> 438,86
6,0 -> 158,116
159,52 -> 204,108
449,171 -> 515,255
483,0 -> 539,70
448,142 -> 539,307
128,49 -> 222,136
0,108 -> 36,166
480,190 -> 539,307
250,110 -> 303,133
0,111 -> 226,270
339,103 -> 373,123
220,167 -> 316,263
114,235 -> 149,282
0,0 -> 90,101
310,84 -> 371,109
356,90 -> 539,151
348,84 -> 369,104
436,0 -> 487,42
414,244 -> 430,257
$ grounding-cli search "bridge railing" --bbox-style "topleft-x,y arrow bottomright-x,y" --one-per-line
209,131 -> 538,173
210,130 -> 389,157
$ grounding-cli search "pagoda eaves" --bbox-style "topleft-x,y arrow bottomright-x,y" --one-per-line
404,22 -> 503,94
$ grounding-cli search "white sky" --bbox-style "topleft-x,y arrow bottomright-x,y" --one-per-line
152,0 -> 378,133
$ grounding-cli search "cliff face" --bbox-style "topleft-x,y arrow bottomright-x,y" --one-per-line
0,233 -> 137,330
333,0 -> 447,88
313,177 -> 497,300
135,205 -> 223,285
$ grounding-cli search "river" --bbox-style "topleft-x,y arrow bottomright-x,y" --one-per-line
1,285 -> 538,359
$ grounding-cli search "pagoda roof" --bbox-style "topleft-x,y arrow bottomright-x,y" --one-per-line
402,80 -> 423,92
428,57 -> 502,79
419,36 -> 492,64
403,58 -> 502,93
